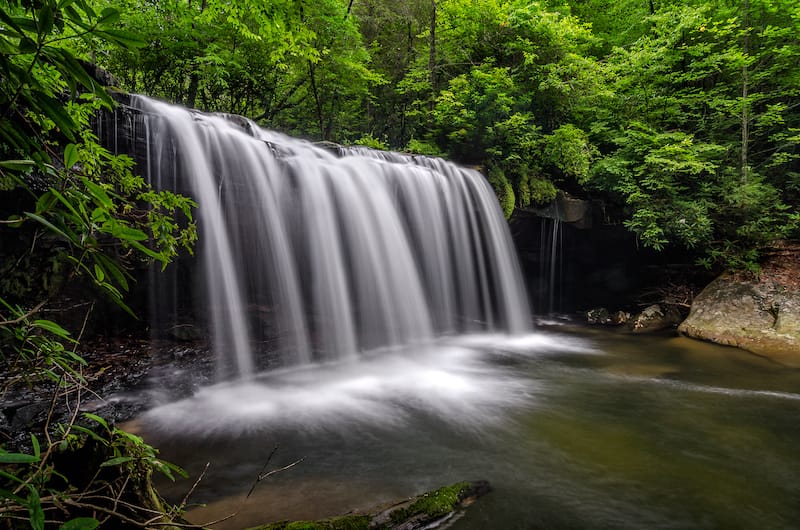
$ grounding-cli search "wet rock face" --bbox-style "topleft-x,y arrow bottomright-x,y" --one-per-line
678,268 -> 800,365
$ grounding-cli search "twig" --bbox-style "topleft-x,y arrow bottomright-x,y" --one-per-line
177,461 -> 210,514
0,300 -> 46,326
258,458 -> 304,481
245,444 -> 278,500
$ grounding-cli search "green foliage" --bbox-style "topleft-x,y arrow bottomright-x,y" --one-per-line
0,298 -> 86,390
593,124 -> 722,250
1,1 -> 197,308
527,177 -> 558,206
404,139 -> 444,157
99,0 -> 382,141
79,413 -> 186,481
543,124 -> 597,186
487,165 -> 516,219
0,0 -> 144,164
0,412 -> 184,529
590,0 -> 800,267
0,2 -> 195,527
353,134 -> 389,151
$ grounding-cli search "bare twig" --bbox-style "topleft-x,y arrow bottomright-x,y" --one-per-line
177,461 -> 210,514
258,458 -> 304,481
0,300 -> 46,326
245,444 -> 279,500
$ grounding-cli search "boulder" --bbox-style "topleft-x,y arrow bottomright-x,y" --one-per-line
678,275 -> 800,364
678,251 -> 800,365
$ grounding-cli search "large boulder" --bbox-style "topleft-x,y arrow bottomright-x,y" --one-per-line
678,246 -> 800,365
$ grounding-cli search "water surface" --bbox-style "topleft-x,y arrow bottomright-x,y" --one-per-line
138,325 -> 800,529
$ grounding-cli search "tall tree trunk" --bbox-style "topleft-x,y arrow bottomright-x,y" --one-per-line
741,0 -> 750,184
429,0 -> 437,92
308,61 -> 326,140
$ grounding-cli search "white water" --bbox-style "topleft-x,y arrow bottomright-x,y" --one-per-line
138,332 -> 594,436
129,96 -> 531,379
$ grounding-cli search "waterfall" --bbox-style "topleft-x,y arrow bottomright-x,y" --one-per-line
112,95 -> 531,379
539,216 -> 563,315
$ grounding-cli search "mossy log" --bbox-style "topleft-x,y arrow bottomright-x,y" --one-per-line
248,480 -> 491,530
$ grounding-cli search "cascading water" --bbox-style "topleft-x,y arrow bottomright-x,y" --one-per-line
539,215 -> 563,315
112,95 -> 531,380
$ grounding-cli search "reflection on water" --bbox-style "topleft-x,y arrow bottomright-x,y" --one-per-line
138,327 -> 800,529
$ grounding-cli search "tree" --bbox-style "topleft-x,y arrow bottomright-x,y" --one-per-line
99,0 -> 381,142
589,0 -> 799,268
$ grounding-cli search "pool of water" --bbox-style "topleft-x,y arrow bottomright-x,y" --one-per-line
135,324 -> 800,529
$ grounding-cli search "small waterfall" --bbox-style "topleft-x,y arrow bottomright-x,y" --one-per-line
111,95 -> 531,379
538,210 -> 563,315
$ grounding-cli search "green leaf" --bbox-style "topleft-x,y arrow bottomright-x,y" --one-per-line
59,518 -> 100,530
93,252 -> 129,290
31,434 -> 40,459
19,37 -> 38,54
25,212 -> 77,243
0,160 -> 36,170
0,10 -> 27,37
48,188 -> 87,223
112,224 -> 148,241
84,180 -> 114,210
96,7 -> 120,27
100,456 -> 135,467
69,424 -> 105,443
37,5 -> 55,35
27,487 -> 44,530
128,239 -> 163,261
82,412 -> 109,430
93,263 -> 105,282
64,143 -> 78,168
97,29 -> 147,48
0,451 -> 40,464
62,349 -> 88,366
33,319 -> 72,338
34,96 -> 77,141
11,16 -> 39,32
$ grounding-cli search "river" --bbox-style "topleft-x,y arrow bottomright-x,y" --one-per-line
135,323 -> 800,529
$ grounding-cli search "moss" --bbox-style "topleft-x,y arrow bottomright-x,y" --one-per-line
388,481 -> 471,524
247,481 -> 481,530
248,514 -> 370,530
487,165 -> 515,218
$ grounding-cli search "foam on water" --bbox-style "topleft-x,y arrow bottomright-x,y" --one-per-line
139,333 -> 588,436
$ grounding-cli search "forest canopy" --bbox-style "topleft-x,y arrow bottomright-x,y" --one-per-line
3,0 -> 800,270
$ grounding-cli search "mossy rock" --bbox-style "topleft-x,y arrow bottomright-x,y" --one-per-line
251,515 -> 370,530
248,480 -> 491,530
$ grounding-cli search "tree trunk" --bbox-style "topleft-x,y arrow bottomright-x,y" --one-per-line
429,0 -> 437,92
741,0 -> 750,184
308,61 -> 326,140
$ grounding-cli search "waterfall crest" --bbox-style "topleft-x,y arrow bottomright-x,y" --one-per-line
117,95 -> 530,378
